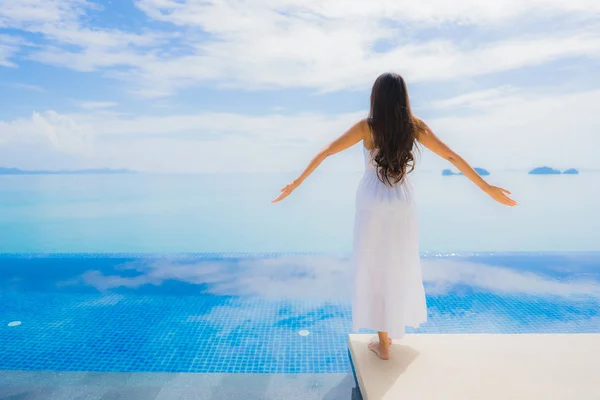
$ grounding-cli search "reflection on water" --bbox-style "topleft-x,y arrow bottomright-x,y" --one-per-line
0,253 -> 598,373
3,253 -> 598,298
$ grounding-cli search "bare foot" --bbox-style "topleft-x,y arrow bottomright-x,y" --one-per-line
368,342 -> 390,360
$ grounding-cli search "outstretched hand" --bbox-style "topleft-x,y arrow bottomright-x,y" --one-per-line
484,185 -> 517,206
272,181 -> 299,203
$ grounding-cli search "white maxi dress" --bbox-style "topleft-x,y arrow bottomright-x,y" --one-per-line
351,145 -> 427,339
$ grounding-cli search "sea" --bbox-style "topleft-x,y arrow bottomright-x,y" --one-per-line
0,171 -> 598,254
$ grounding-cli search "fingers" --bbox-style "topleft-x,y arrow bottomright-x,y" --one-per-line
273,181 -> 299,203
502,194 -> 517,206
272,193 -> 288,203
490,189 -> 517,206
490,186 -> 516,206
272,187 -> 292,203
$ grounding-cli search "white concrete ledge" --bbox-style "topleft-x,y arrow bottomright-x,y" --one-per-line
348,333 -> 600,400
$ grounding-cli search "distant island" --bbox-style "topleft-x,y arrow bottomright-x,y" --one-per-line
528,166 -> 561,175
442,168 -> 490,176
0,167 -> 136,175
528,167 -> 579,175
562,168 -> 579,175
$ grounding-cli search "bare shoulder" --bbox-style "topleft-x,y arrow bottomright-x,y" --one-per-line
344,117 -> 370,140
357,117 -> 370,131
411,116 -> 455,158
413,116 -> 433,140
353,118 -> 372,146
321,117 -> 369,156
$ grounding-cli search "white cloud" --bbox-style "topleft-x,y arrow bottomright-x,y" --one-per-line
425,87 -> 600,170
72,255 -> 600,300
126,0 -> 600,94
2,0 -> 600,95
0,47 -> 15,67
78,101 -> 119,110
78,255 -> 352,300
1,1 -> 599,172
144,0 -> 600,24
32,111 -> 95,155
0,107 -> 364,171
0,34 -> 25,67
0,114 -> 40,146
1,0 -> 161,48
8,82 -> 47,92
423,258 -> 600,297
0,111 -> 94,156
1,0 -> 171,75
0,44 -> 17,67
430,86 -> 520,109
0,0 -> 90,25
1,83 -> 599,172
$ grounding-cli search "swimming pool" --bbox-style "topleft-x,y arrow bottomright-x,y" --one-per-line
1,252 -> 598,398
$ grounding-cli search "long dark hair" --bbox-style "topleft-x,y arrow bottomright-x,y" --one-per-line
367,72 -> 418,186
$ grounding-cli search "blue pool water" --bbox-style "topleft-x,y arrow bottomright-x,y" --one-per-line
1,253 -> 599,374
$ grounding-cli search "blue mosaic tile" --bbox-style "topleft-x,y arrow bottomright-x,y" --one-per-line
0,253 -> 599,374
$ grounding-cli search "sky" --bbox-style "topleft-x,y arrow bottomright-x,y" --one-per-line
1,0 -> 599,173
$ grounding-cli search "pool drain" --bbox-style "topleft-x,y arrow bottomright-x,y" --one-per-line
8,321 -> 21,327
298,330 -> 310,336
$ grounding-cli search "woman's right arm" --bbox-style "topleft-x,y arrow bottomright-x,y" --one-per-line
415,118 -> 517,207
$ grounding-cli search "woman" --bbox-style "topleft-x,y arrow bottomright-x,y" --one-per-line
272,72 -> 517,360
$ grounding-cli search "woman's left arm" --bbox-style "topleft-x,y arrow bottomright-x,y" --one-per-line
271,119 -> 366,203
